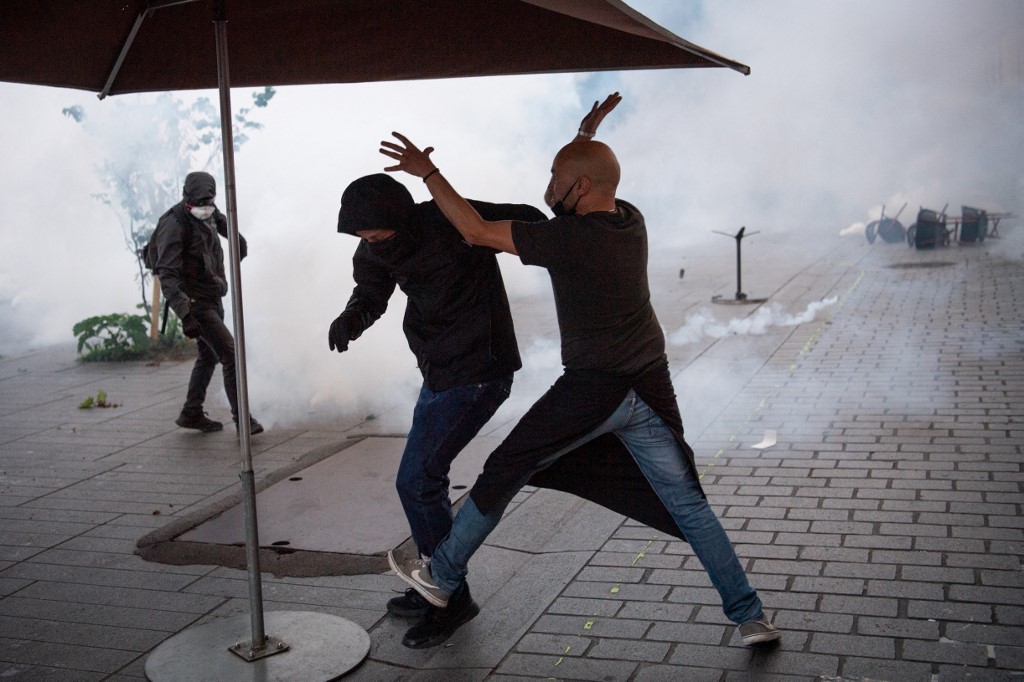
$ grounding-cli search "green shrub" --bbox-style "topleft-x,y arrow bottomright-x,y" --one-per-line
72,308 -> 193,362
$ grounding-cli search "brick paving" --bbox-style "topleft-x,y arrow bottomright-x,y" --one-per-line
1,234 -> 1022,681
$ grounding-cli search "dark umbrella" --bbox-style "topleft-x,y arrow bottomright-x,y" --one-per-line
0,1 -> 749,93
0,1 -> 749,678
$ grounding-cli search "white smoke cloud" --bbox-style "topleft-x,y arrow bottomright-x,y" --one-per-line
669,297 -> 838,346
608,0 -> 1023,248
1,0 -> 1021,427
839,222 -> 866,238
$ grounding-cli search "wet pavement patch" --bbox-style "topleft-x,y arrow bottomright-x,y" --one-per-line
135,436 -> 490,577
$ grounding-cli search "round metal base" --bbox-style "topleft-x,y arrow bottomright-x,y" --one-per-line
145,611 -> 369,682
712,295 -> 768,305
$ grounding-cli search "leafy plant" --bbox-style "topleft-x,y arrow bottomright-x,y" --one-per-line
71,305 -> 193,362
73,312 -> 152,361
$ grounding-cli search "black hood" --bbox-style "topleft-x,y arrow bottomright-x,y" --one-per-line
337,174 -> 414,236
182,171 -> 216,204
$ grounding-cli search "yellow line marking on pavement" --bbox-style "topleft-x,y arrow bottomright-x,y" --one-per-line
698,449 -> 725,480
631,539 -> 655,565
551,645 -> 572,675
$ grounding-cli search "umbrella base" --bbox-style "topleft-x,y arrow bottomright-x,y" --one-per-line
712,294 -> 769,305
145,611 -> 369,681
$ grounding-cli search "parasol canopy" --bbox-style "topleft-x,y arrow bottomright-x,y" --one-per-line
1,0 -> 748,97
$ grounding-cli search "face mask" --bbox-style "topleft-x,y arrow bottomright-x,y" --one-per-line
366,231 -> 411,260
189,205 -> 215,221
549,178 -> 580,217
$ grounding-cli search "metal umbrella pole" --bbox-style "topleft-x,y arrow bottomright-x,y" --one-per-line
711,226 -> 767,305
143,3 -> 369,679
214,9 -> 277,662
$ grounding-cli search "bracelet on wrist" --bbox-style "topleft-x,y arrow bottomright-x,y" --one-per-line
578,129 -> 595,139
423,167 -> 440,182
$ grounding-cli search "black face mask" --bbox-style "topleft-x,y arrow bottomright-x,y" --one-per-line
549,177 -> 580,217
366,231 -> 414,261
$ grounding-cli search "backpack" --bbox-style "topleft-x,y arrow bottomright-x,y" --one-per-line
141,203 -> 193,271
140,203 -> 194,334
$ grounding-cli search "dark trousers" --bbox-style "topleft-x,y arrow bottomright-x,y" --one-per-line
182,303 -> 239,421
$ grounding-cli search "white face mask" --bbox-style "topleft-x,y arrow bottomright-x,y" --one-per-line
189,205 -> 215,220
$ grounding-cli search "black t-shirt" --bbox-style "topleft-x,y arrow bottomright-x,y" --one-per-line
511,200 -> 665,375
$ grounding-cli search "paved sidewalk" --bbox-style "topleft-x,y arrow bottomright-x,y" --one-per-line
1,233 -> 1022,681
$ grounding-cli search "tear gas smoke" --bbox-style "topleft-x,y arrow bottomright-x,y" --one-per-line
669,298 -> 838,347
1,0 -> 1020,429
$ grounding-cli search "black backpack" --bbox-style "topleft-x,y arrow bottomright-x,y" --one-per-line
140,203 -> 194,334
141,203 -> 194,271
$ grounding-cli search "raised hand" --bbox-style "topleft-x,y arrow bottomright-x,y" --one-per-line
380,132 -> 437,178
577,92 -> 622,139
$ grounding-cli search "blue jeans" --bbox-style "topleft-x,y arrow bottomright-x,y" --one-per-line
431,389 -> 763,625
396,375 -> 513,558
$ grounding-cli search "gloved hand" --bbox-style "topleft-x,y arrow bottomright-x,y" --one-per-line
328,314 -> 355,352
182,314 -> 202,339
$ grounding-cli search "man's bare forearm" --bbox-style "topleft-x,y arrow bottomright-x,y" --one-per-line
423,171 -> 516,254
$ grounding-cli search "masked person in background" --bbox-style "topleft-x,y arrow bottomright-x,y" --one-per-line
152,171 -> 263,435
329,95 -> 620,648
381,94 -> 782,650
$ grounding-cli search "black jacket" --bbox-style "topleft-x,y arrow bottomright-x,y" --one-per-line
340,200 -> 544,391
152,204 -> 247,319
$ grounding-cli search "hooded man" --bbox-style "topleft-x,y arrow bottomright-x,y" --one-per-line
152,171 -> 262,435
330,173 -> 542,638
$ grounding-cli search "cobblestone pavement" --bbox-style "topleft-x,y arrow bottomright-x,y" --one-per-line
1,234 -> 1021,681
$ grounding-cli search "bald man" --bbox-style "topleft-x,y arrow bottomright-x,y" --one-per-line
379,116 -> 781,650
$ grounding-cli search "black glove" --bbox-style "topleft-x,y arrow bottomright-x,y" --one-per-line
328,315 -> 355,352
182,314 -> 202,339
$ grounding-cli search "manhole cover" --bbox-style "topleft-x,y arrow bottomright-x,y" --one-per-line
887,262 -> 956,269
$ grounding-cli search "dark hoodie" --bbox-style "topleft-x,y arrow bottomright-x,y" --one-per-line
153,172 -> 247,319
337,174 -> 544,391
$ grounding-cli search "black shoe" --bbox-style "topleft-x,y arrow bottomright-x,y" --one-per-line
387,588 -> 432,618
401,582 -> 479,649
175,411 -> 223,432
235,416 -> 264,435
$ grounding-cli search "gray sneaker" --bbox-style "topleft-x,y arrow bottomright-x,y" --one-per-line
387,550 -> 450,608
739,615 -> 782,645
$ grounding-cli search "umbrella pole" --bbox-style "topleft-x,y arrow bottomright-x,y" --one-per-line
212,13 -> 281,661
711,227 -> 767,305
144,3 -> 367,678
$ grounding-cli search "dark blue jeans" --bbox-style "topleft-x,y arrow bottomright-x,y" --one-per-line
183,303 -> 239,421
396,375 -> 513,558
